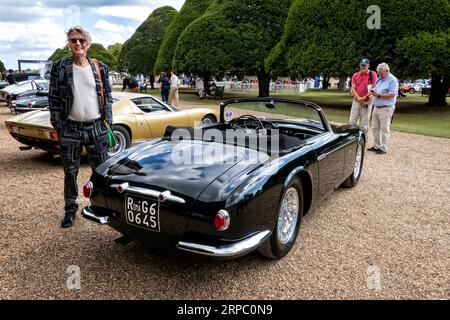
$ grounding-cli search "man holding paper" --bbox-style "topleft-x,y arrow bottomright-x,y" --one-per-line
350,58 -> 377,135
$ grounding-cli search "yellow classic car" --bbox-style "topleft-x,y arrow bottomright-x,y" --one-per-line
5,92 -> 219,157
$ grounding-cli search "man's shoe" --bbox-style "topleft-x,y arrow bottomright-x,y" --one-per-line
368,147 -> 379,152
61,212 -> 76,228
375,149 -> 387,154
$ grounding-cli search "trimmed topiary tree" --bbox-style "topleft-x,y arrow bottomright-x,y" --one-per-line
270,0 -> 450,104
120,6 -> 177,76
174,0 -> 292,97
154,0 -> 213,75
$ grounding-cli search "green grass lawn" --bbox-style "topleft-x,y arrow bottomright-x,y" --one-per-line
145,88 -> 450,138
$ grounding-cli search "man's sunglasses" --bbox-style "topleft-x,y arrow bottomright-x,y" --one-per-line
69,38 -> 87,45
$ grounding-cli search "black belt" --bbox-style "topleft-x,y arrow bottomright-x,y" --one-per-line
375,105 -> 393,108
67,118 -> 102,127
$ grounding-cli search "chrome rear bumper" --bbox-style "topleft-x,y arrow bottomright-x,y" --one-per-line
176,230 -> 271,259
83,205 -> 271,259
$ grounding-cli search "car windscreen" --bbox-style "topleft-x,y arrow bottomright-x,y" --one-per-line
222,100 -> 326,131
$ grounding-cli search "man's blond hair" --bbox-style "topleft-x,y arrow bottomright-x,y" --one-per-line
66,26 -> 92,45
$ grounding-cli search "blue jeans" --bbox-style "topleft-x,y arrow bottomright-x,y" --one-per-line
161,89 -> 169,103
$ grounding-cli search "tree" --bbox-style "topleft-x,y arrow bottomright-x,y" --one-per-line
271,0 -> 450,103
0,59 -> 5,74
397,31 -> 450,106
154,0 -> 213,75
267,0 -> 368,90
48,46 -> 71,61
108,43 -> 123,70
174,0 -> 292,97
120,6 -> 177,75
48,44 -> 118,70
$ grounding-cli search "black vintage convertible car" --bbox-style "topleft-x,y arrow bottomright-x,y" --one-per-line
82,98 -> 365,259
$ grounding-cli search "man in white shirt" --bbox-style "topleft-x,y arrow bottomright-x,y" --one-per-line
49,26 -> 112,228
168,70 -> 180,107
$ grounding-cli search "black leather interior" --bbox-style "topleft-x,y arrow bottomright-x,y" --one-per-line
163,125 -> 304,154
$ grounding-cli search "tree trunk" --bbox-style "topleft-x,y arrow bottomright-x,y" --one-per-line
149,74 -> 155,90
202,71 -> 211,97
427,74 -> 449,106
257,69 -> 270,97
338,76 -> 348,91
322,76 -> 330,90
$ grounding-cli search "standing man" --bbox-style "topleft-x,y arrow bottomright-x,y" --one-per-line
6,69 -> 16,85
168,70 -> 180,107
158,72 -> 170,103
49,26 -> 112,228
368,63 -> 398,154
350,58 -> 377,135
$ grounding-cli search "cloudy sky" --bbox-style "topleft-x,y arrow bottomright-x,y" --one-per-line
0,0 -> 185,70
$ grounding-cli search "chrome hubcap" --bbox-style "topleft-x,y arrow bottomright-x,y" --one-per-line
353,141 -> 363,179
107,130 -> 126,157
200,117 -> 213,127
277,187 -> 299,244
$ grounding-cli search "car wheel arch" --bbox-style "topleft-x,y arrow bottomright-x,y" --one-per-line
259,175 -> 306,259
203,113 -> 217,122
113,123 -> 132,141
283,167 -> 313,215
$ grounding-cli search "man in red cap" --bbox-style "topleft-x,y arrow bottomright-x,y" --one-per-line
350,58 -> 377,135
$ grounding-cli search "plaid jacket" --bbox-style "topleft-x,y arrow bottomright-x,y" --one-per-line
49,57 -> 113,130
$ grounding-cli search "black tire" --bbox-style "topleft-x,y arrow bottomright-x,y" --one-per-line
258,178 -> 304,259
341,138 -> 365,188
107,125 -> 131,158
200,114 -> 216,127
409,88 -> 415,94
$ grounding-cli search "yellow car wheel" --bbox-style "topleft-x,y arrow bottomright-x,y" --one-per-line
108,125 -> 131,158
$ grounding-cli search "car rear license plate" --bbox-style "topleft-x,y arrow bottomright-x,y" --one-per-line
125,194 -> 160,232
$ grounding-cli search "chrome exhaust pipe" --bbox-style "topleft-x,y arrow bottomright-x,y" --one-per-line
81,206 -> 110,224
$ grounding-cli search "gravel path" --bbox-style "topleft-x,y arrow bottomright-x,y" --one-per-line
0,103 -> 448,300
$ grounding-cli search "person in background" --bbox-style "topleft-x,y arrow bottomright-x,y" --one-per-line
158,72 -> 170,103
49,26 -> 112,228
368,62 -> 399,154
6,69 -> 16,85
168,70 -> 180,107
350,58 -> 377,136
121,75 -> 139,93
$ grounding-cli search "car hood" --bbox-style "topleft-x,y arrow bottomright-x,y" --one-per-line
105,139 -> 269,201
1,80 -> 47,95
6,109 -> 51,127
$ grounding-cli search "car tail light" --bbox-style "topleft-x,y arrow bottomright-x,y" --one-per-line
214,210 -> 230,231
83,181 -> 93,198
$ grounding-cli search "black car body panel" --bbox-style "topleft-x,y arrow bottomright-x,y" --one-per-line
83,98 -> 365,259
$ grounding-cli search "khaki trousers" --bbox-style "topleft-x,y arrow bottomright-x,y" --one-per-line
350,100 -> 372,135
168,87 -> 179,106
372,106 -> 395,152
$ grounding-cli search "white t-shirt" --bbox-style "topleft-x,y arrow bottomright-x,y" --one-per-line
69,63 -> 101,122
170,74 -> 180,89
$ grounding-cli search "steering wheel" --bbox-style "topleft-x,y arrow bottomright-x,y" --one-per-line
230,114 -> 264,131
